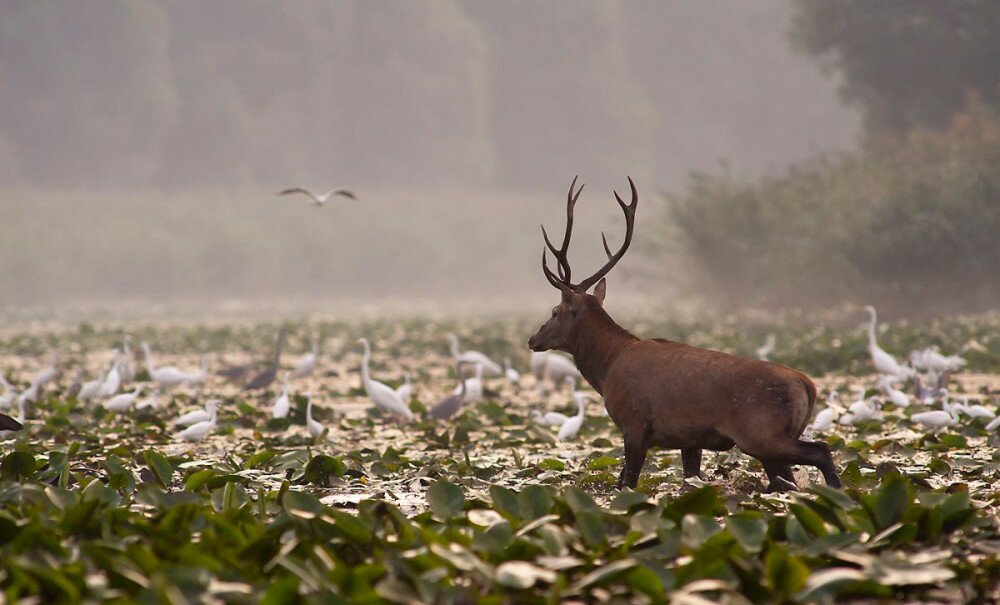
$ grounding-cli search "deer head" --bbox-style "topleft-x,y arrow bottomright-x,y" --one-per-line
528,176 -> 637,353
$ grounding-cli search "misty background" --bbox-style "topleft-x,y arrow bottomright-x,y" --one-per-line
1,1 -> 996,315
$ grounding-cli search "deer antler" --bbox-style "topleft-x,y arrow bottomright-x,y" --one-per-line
540,176 -> 638,292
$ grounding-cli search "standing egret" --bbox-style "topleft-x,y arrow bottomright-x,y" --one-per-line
136,389 -> 161,411
294,333 -> 320,378
183,356 -> 210,387
806,407 -> 837,434
452,363 -> 484,405
955,397 -> 995,420
877,376 -> 911,408
395,374 -> 413,403
142,343 -> 189,389
176,400 -> 219,442
173,399 -> 219,428
557,387 -> 588,441
276,187 -> 357,207
272,372 -> 291,419
358,338 -> 413,420
119,337 -> 136,382
911,405 -> 959,431
543,353 -> 582,386
305,394 -> 325,438
504,357 -> 521,383
864,306 -> 914,380
756,334 -> 776,361
104,385 -> 145,413
446,334 -> 502,376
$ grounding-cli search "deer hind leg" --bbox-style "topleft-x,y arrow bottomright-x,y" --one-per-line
681,448 -> 703,478
762,461 -> 798,492
774,440 -> 841,488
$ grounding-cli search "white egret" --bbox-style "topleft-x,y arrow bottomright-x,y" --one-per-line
97,357 -> 122,399
911,406 -> 958,431
955,397 -> 995,420
428,364 -> 468,420
305,394 -> 325,438
176,400 -> 219,442
119,337 -> 136,382
863,306 -> 915,381
142,343 -> 190,389
276,187 -> 357,207
183,356 -> 210,387
358,338 -> 413,420
543,353 -> 582,386
806,407 -> 837,434
272,372 -> 291,419
294,333 -> 320,378
446,334 -> 502,376
877,376 -> 911,408
135,389 -> 161,411
756,334 -> 776,361
173,400 -> 220,428
77,371 -> 104,402
504,357 -> 521,384
395,373 -> 413,403
910,348 -> 966,374
104,385 -> 144,413
452,363 -> 484,405
557,388 -> 588,441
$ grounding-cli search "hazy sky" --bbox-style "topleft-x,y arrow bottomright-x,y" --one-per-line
0,1 -> 860,309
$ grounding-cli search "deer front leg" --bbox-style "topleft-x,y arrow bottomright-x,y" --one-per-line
681,448 -> 702,478
618,434 -> 649,490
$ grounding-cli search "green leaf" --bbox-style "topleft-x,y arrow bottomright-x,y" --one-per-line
570,558 -> 638,592
765,544 -> 809,596
726,512 -> 768,553
1,451 -> 36,480
260,576 -> 300,605
142,450 -> 173,488
538,458 -> 565,471
427,480 -> 465,520
518,484 -> 554,520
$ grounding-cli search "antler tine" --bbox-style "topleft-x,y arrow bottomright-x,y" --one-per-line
576,176 -> 638,292
541,248 -> 568,290
541,225 -> 569,281
539,176 -> 583,287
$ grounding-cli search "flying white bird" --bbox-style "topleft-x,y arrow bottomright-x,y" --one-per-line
305,394 -> 325,438
358,338 -> 413,420
446,334 -> 502,376
504,357 -> 521,384
176,400 -> 219,442
272,372 -> 291,419
104,385 -> 144,413
756,334 -> 776,361
863,306 -> 915,381
294,333 -> 321,378
173,399 -> 220,428
276,187 -> 357,207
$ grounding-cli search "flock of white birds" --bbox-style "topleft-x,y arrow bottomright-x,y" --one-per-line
800,305 -> 993,437
0,330 -> 590,444
1,304 -> 994,451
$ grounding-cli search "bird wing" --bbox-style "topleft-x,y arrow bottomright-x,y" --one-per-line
276,187 -> 319,202
328,189 -> 357,200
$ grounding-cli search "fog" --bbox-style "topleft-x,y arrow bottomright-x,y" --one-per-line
0,1 -> 859,312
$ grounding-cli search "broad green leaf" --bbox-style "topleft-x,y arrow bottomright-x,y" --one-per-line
427,480 -> 465,520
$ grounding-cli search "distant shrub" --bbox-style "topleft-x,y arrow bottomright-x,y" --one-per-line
657,101 -> 1000,312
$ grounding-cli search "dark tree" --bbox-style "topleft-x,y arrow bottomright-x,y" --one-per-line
791,0 -> 1000,134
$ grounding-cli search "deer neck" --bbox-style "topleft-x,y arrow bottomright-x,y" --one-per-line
568,307 -> 636,395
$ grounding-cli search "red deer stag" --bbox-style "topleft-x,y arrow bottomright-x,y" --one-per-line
527,177 -> 841,492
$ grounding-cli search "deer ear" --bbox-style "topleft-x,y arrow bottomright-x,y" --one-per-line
592,278 -> 607,305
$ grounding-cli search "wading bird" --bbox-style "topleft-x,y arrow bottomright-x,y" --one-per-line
142,343 -> 189,389
358,338 -> 413,420
447,334 -> 502,376
305,393 -> 325,438
527,176 -> 841,492
272,372 -> 291,419
245,329 -> 286,391
119,337 -> 136,382
504,357 -> 520,384
276,187 -> 357,207
756,334 -> 776,361
294,332 -> 321,378
863,306 -> 914,381
428,363 -> 469,420
877,376 -> 911,408
104,385 -> 145,413
395,373 -> 413,403
452,363 -> 484,405
176,400 -> 219,442
557,384 -> 590,441
173,399 -> 219,428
